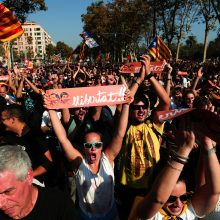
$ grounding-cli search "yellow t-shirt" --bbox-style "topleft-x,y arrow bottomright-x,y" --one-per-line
119,120 -> 164,189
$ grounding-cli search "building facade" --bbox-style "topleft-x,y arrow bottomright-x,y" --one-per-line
13,22 -> 54,60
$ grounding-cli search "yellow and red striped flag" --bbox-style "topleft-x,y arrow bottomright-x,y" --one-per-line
148,36 -> 172,61
0,3 -> 24,42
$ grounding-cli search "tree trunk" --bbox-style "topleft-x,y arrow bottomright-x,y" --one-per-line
152,1 -> 157,37
203,26 -> 209,62
176,38 -> 181,61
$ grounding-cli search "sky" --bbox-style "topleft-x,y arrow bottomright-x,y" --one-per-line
27,0 -> 218,49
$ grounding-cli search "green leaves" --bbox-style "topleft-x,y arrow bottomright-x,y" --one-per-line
2,0 -> 47,23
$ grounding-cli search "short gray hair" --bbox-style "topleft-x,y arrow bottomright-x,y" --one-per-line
0,145 -> 32,181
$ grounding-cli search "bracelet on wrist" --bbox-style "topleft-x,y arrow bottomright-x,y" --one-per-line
201,147 -> 216,155
167,78 -> 172,80
169,155 -> 187,165
170,150 -> 189,160
133,79 -> 141,86
168,150 -> 188,165
145,73 -> 154,80
167,161 -> 183,172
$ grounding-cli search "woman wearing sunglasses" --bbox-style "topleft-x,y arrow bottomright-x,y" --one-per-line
136,116 -> 220,220
46,89 -> 133,220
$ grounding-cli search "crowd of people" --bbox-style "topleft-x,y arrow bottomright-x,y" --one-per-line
0,55 -> 219,220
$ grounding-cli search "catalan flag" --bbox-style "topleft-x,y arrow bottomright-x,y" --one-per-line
148,36 -> 172,61
0,3 -> 24,42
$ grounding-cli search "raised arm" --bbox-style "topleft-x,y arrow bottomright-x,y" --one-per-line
142,55 -> 170,124
7,70 -> 16,94
104,89 -> 133,163
164,63 -> 173,97
72,64 -> 81,80
137,116 -> 195,219
60,63 -> 67,74
48,109 -> 83,168
24,77 -> 41,94
129,60 -> 145,97
16,75 -> 24,98
61,108 -> 71,126
191,134 -> 220,216
191,67 -> 203,92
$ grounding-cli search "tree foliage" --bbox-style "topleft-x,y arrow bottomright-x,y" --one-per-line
45,43 -> 55,60
196,0 -> 218,61
210,0 -> 220,23
55,41 -> 73,58
2,0 -> 47,23
81,0 -> 219,62
81,0 -> 151,61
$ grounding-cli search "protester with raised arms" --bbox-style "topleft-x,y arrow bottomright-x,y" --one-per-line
44,87 -> 133,220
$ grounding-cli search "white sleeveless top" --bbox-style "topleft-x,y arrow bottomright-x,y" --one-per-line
75,152 -> 115,218
202,196 -> 220,220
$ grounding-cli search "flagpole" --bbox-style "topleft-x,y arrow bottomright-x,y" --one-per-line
7,41 -> 12,70
10,41 -> 14,69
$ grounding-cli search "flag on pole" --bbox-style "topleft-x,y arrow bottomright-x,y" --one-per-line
72,45 -> 81,54
80,32 -> 99,48
80,43 -> 86,60
0,3 -> 24,42
148,36 -> 172,61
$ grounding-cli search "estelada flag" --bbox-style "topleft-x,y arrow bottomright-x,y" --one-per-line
148,36 -> 172,61
0,3 -> 24,42
80,32 -> 99,48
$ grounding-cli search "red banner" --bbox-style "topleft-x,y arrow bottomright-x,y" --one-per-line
156,108 -> 220,144
46,84 -> 127,109
119,61 -> 165,74
0,75 -> 9,81
156,108 -> 194,122
177,71 -> 188,76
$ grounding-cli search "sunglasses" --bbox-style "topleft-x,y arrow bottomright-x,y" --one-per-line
74,107 -> 88,111
130,105 -> 148,110
167,193 -> 192,203
83,142 -> 103,149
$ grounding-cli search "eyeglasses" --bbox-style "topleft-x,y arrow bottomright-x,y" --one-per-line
83,142 -> 103,149
167,193 -> 192,204
130,105 -> 148,110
